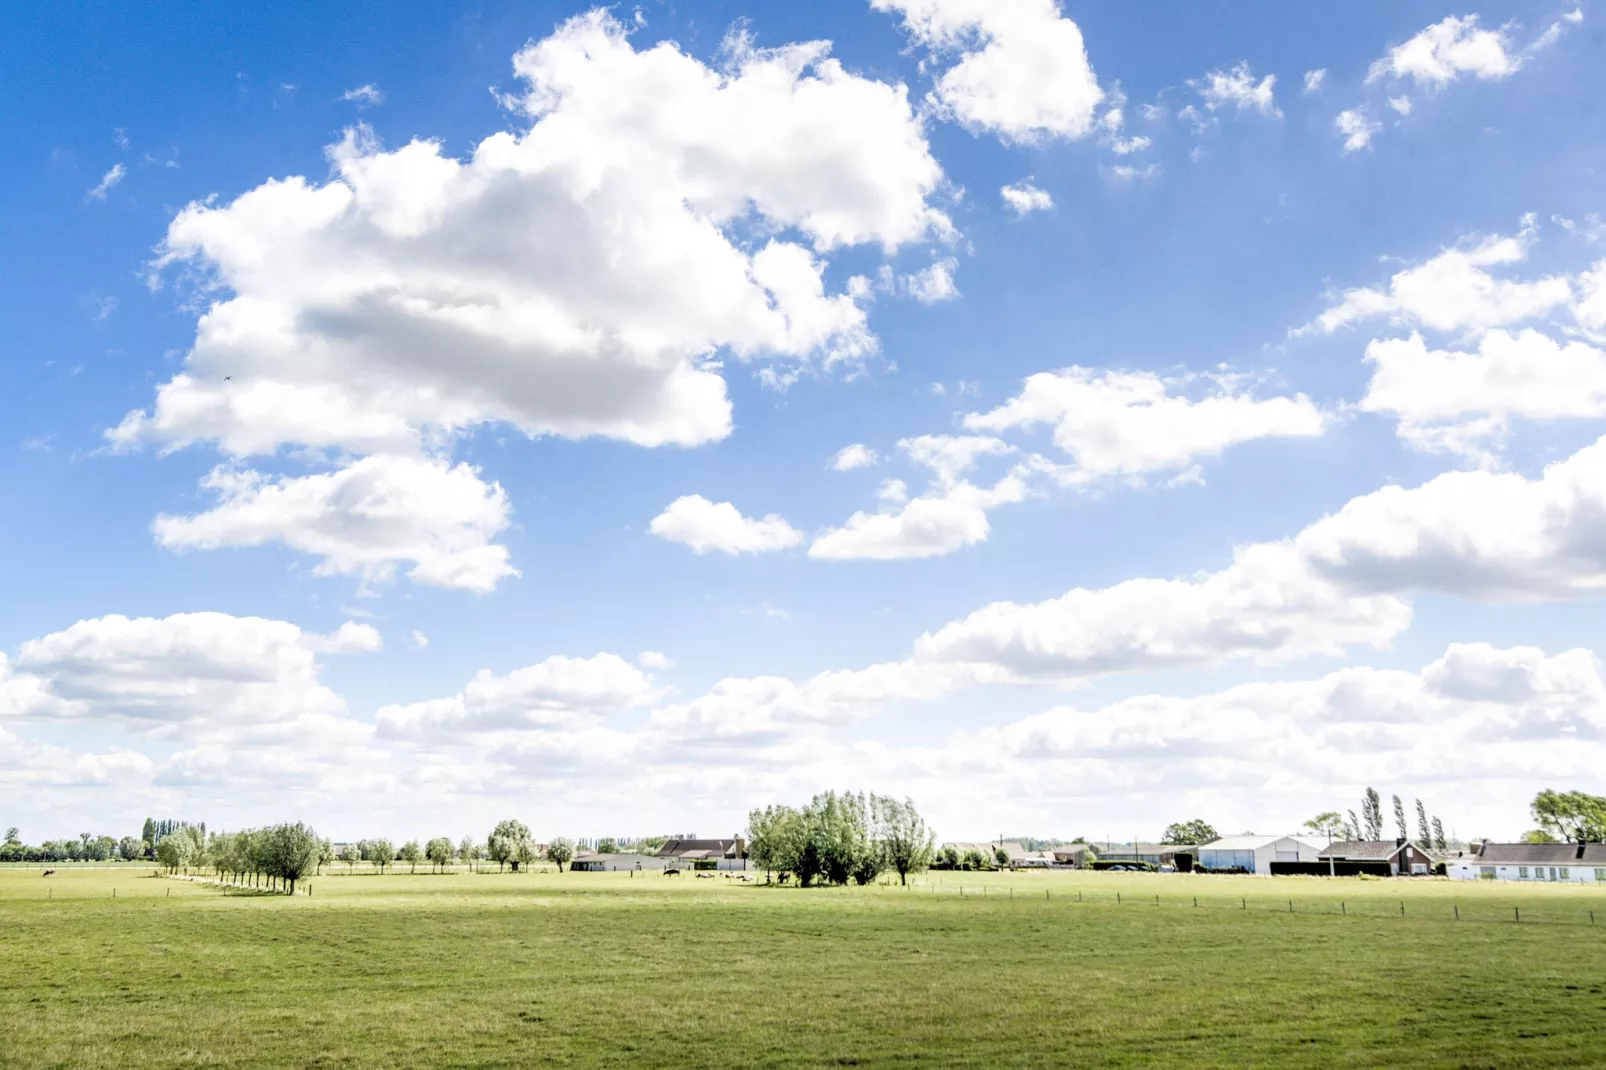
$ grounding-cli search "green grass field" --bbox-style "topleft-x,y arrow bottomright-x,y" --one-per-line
3,866 -> 1604,1068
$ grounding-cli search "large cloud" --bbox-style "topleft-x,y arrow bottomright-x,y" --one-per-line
1296,222 -> 1571,337
111,11 -> 950,589
6,613 -> 378,737
1361,330 -> 1606,463
154,455 -> 516,592
377,652 -> 661,739
1366,15 -> 1521,88
872,0 -> 1102,143
963,367 -> 1324,486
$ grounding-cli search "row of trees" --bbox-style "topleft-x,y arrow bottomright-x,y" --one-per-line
1303,788 -> 1451,852
747,792 -> 934,887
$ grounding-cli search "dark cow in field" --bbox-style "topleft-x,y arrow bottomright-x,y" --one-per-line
664,868 -> 682,878
42,869 -> 56,877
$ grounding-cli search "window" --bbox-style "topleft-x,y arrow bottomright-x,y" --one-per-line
1595,868 -> 1605,881
1479,866 -> 1495,879
1519,866 -> 1529,879
1548,867 -> 1558,880
1559,868 -> 1570,880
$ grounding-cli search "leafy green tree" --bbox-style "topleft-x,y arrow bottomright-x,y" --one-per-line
118,836 -> 145,862
1391,795 -> 1409,841
1361,789 -> 1384,841
398,840 -> 424,873
1522,829 -> 1560,844
938,845 -> 960,869
6,827 -> 21,846
1160,820 -> 1219,845
365,838 -> 395,875
595,838 -> 618,854
1303,812 -> 1344,841
1345,810 -> 1362,841
747,804 -> 807,881
1414,799 -> 1432,850
458,836 -> 479,872
488,820 -> 532,872
1531,789 -> 1606,841
961,848 -> 987,871
870,795 -> 934,886
547,837 -> 575,872
994,846 -> 1011,867
342,842 -> 363,871
424,837 -> 452,872
141,819 -> 156,853
316,839 -> 334,875
264,823 -> 322,894
1431,817 -> 1447,852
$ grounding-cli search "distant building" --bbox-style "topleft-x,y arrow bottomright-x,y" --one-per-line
1094,843 -> 1199,870
1196,834 -> 1327,875
1050,844 -> 1096,868
569,851 -> 670,873
655,838 -> 747,870
1313,839 -> 1436,876
1445,841 -> 1606,882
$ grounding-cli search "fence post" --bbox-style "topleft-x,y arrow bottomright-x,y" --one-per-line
1400,901 -> 1405,917
1514,907 -> 1520,923
1193,896 -> 1198,908
1241,897 -> 1246,911
1454,904 -> 1459,921
1117,892 -> 1121,905
1289,899 -> 1293,913
1155,894 -> 1159,907
1341,901 -> 1345,916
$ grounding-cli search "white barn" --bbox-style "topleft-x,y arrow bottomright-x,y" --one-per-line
1195,834 -> 1328,875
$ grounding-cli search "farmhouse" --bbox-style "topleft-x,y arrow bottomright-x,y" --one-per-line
1196,834 -> 1327,874
1311,839 -> 1436,876
655,838 -> 747,870
1445,840 -> 1606,882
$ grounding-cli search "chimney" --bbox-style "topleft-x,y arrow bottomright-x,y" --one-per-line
1395,836 -> 1405,848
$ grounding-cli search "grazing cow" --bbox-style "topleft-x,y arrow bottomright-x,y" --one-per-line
42,869 -> 55,877
664,868 -> 682,878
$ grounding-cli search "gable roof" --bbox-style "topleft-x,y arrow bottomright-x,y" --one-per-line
1470,842 -> 1606,865
1318,840 -> 1419,861
655,838 -> 742,859
1199,834 -> 1327,852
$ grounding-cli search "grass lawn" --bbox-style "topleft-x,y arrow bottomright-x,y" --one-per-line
2,866 -> 1604,1068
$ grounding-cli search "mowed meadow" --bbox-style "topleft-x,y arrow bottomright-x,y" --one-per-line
3,867 -> 1605,1069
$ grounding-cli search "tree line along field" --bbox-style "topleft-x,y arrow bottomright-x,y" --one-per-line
2,868 -> 1604,1068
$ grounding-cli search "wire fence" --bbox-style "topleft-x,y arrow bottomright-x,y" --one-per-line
889,877 -> 1605,930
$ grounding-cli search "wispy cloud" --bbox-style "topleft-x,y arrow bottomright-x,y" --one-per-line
341,84 -> 385,107
85,163 -> 125,202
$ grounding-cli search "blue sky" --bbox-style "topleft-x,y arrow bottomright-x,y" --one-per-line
4,1 -> 1605,845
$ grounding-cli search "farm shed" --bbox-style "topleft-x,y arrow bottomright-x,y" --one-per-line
1196,834 -> 1327,875
568,852 -> 670,873
1445,840 -> 1606,882
655,838 -> 748,870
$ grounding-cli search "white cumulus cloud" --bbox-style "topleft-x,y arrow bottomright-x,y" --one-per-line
1361,330 -> 1606,463
153,454 -> 517,593
1335,108 -> 1380,153
963,367 -> 1325,486
1000,180 -> 1053,216
1298,220 -> 1571,335
1190,61 -> 1280,117
830,444 -> 880,471
341,84 -> 385,106
872,0 -> 1103,143
1367,15 -> 1519,87
649,495 -> 803,555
